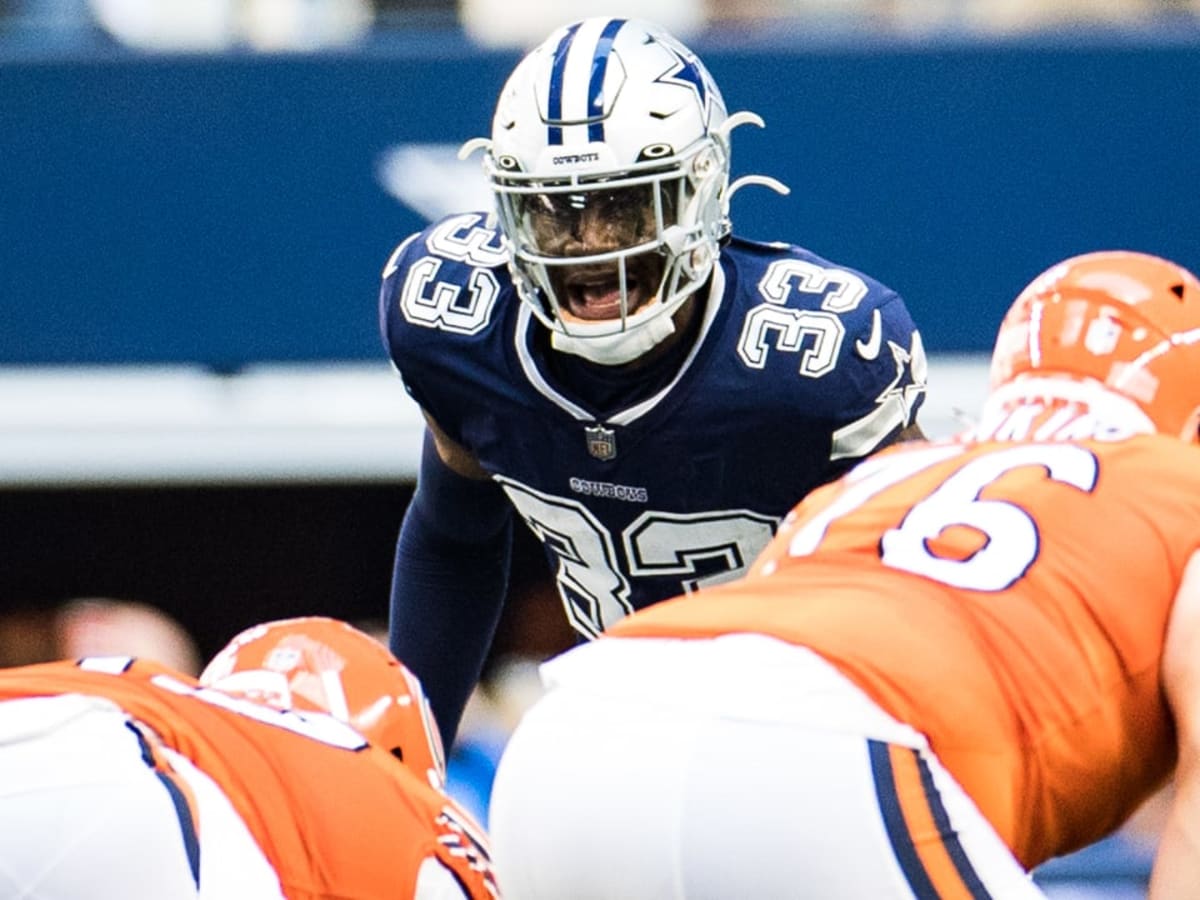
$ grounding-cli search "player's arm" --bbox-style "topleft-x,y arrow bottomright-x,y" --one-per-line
389,413 -> 512,751
1149,547 -> 1200,898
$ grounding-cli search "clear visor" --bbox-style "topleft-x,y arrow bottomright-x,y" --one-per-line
497,177 -> 684,261
488,160 -> 714,353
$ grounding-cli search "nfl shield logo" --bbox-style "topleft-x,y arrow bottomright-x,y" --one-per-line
584,425 -> 617,461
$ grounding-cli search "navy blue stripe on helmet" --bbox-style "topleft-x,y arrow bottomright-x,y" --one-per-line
586,19 -> 626,143
869,740 -> 941,900
546,22 -> 582,147
915,748 -> 993,899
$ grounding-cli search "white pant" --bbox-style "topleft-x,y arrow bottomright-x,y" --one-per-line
490,635 -> 1045,900
0,693 -> 284,900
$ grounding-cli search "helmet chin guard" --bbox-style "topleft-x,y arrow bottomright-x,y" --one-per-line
463,17 -> 787,366
550,301 -> 679,365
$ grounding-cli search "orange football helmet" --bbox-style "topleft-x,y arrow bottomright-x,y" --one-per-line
989,250 -> 1200,442
199,616 -> 446,786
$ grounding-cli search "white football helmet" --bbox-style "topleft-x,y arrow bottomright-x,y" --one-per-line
462,17 -> 785,365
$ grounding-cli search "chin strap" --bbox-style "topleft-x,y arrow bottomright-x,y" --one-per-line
550,309 -> 678,366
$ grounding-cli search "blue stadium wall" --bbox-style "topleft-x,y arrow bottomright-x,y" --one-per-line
2,30 -> 1199,366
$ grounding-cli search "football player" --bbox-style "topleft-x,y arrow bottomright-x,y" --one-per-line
487,250 -> 1200,898
380,16 -> 928,748
0,616 -> 497,899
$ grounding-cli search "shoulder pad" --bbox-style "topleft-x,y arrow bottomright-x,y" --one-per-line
383,212 -> 508,281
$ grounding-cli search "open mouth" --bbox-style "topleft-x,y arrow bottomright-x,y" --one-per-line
565,275 -> 633,320
559,263 -> 658,322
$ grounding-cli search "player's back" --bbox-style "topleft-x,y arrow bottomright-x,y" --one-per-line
0,658 -> 495,900
610,432 -> 1200,868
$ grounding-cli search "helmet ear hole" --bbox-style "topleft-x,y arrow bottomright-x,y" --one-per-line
637,143 -> 673,162
1171,283 -> 1185,299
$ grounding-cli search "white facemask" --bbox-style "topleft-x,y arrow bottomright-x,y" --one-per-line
550,304 -> 679,366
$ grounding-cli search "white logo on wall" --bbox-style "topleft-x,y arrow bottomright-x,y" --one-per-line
375,144 -> 494,222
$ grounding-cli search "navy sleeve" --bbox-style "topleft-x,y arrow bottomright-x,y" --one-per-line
389,430 -> 513,750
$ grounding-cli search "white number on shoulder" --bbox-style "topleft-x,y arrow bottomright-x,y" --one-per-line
397,214 -> 506,335
737,259 -> 868,374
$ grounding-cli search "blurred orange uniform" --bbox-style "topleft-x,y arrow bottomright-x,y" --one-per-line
488,250 -> 1200,900
612,432 -> 1200,868
0,656 -> 497,900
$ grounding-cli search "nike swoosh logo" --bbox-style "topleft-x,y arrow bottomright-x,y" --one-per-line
855,309 -> 883,360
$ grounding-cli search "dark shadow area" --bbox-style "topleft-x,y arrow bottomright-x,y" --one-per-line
0,483 -> 559,665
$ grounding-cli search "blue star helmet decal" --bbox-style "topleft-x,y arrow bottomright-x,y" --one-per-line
653,41 -> 711,118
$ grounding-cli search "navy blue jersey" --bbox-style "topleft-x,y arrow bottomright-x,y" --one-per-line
380,212 -> 926,638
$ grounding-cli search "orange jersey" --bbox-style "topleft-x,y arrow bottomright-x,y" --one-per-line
610,433 -> 1200,868
0,658 -> 497,900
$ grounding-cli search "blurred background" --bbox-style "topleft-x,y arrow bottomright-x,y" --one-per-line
2,1 -> 1197,894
